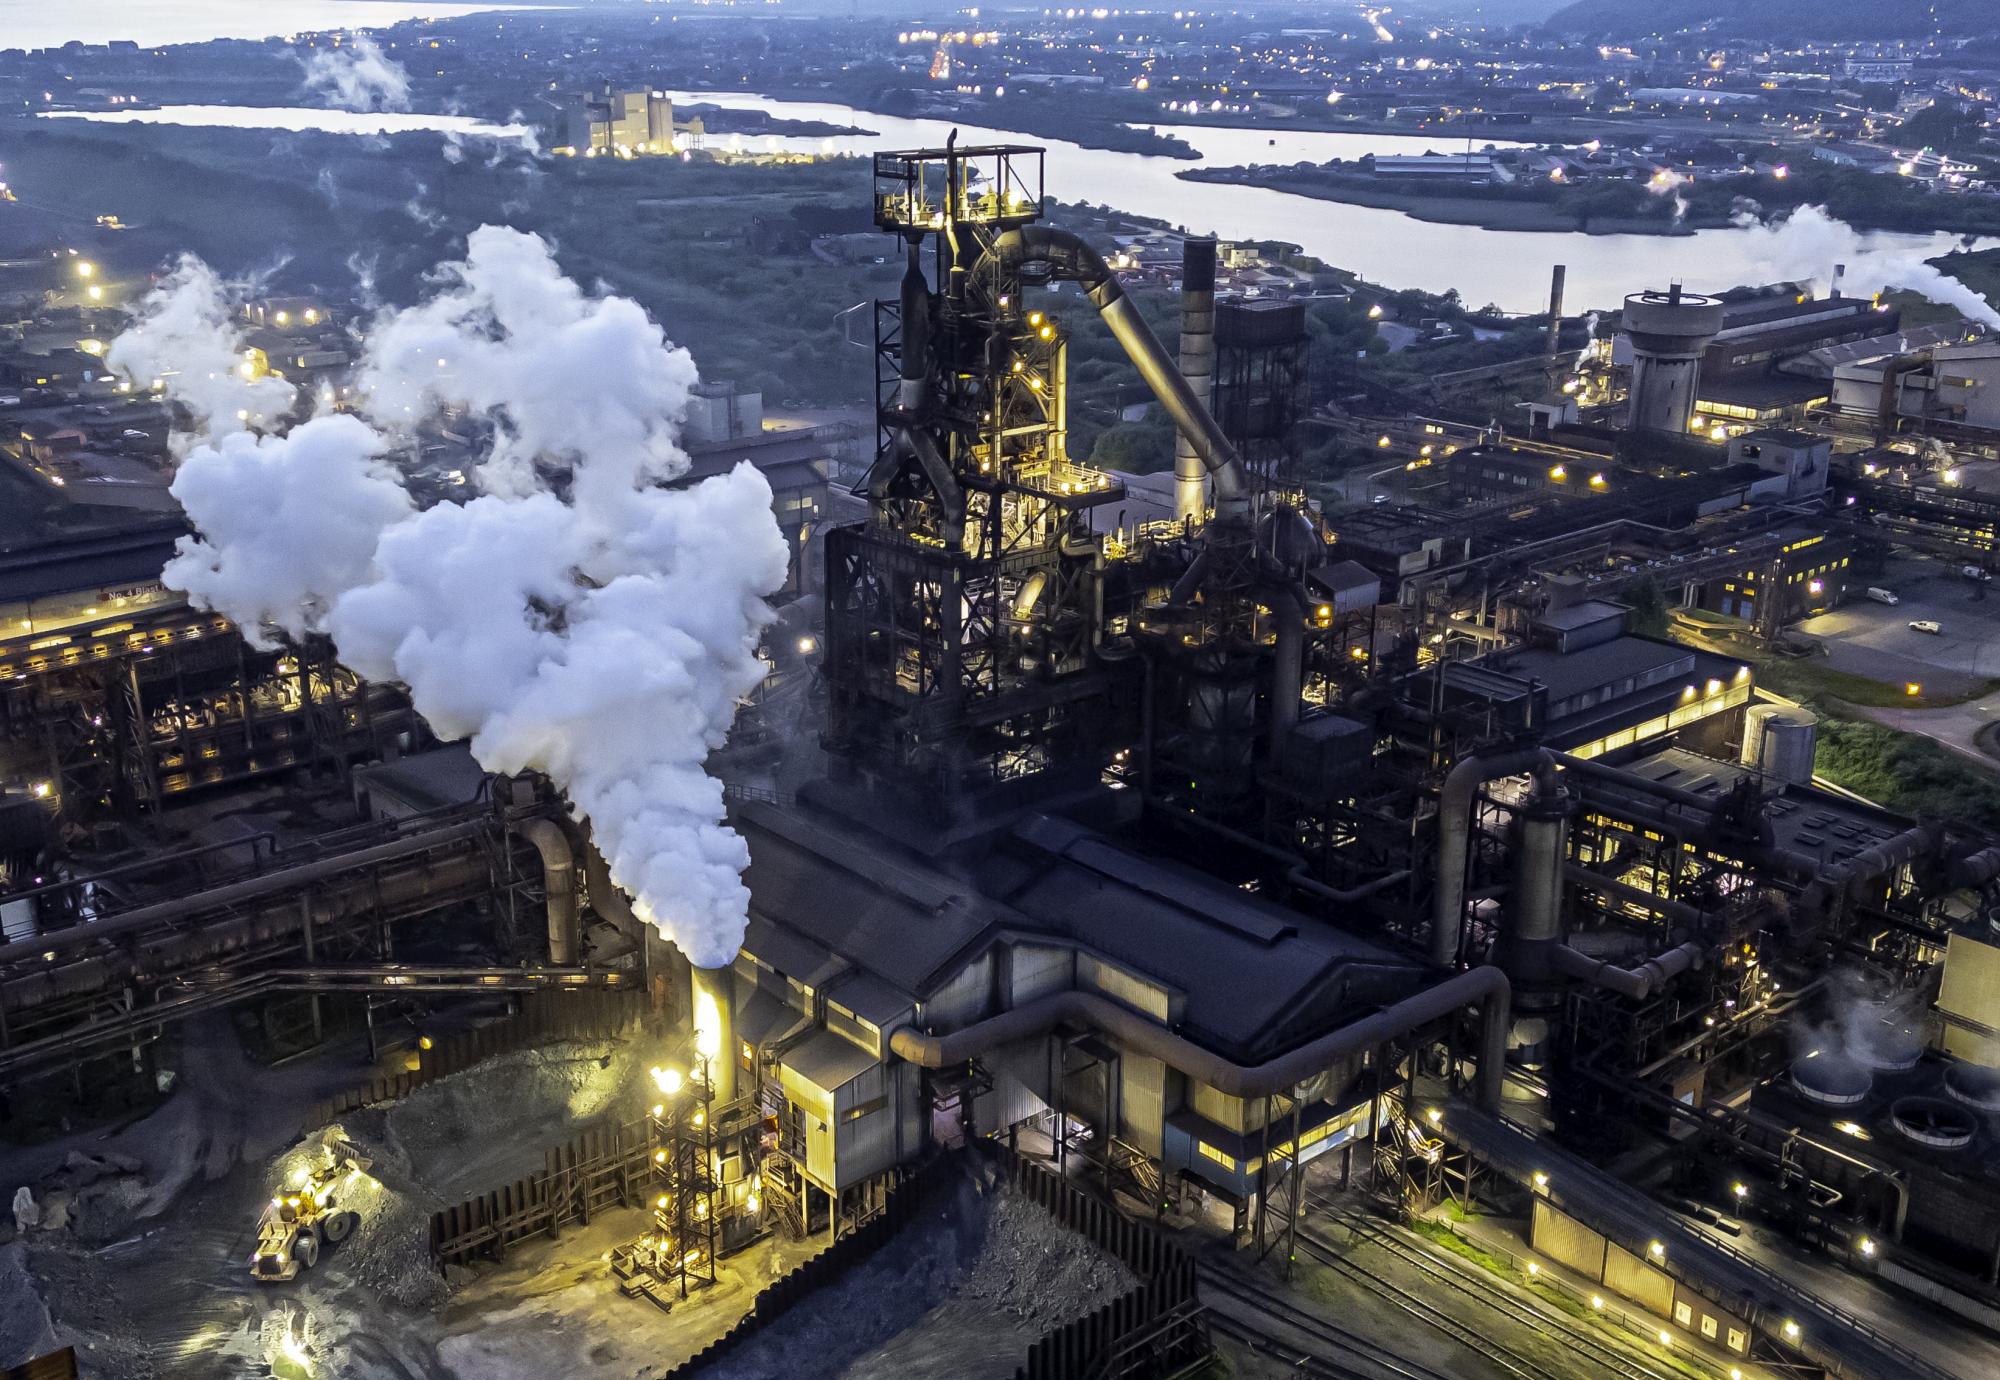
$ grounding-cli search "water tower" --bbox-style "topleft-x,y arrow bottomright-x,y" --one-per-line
1622,286 -> 1726,436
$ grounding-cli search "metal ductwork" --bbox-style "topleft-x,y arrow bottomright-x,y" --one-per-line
1502,768 -> 1571,984
990,226 -> 1247,520
0,818 -> 495,1016
515,818 -> 579,966
1433,747 -> 1552,967
1551,941 -> 1704,1002
1174,238 -> 1218,522
1551,751 -> 1719,816
890,965 -> 1511,1111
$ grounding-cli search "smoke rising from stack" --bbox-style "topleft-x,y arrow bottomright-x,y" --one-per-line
107,258 -> 297,444
115,227 -> 791,969
299,34 -> 412,113
1736,204 -> 2000,328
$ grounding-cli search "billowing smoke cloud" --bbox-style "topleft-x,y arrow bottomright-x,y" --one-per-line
106,257 -> 295,442
300,33 -> 411,113
1734,204 -> 2000,328
113,228 -> 791,970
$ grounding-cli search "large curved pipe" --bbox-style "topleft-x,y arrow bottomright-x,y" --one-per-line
890,965 -> 1511,1111
991,226 -> 1247,520
1433,747 -> 1551,967
1551,941 -> 1703,1001
515,818 -> 578,966
1797,820 -> 1939,910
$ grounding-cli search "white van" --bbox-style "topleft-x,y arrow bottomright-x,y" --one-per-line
1866,588 -> 1899,605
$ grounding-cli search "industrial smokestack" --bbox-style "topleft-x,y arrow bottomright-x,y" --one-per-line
1545,264 -> 1566,365
1622,287 -> 1726,436
1174,238 -> 1218,523
691,963 -> 737,1103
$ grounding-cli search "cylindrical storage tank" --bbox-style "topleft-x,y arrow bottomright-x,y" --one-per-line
1741,704 -> 1819,786
1505,780 -> 1571,983
1791,1053 -> 1872,1107
692,964 -> 738,1103
1622,288 -> 1726,436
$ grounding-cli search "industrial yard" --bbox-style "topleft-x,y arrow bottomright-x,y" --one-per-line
10,12 -> 2000,1370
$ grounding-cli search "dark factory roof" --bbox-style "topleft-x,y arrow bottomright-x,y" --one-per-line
731,795 -> 1426,1067
0,515 -> 187,602
734,799 -> 1004,999
1595,746 -> 1913,858
1500,634 -> 1693,703
988,815 -> 1423,1062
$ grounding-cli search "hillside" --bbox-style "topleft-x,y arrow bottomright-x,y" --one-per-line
1544,0 -> 1997,39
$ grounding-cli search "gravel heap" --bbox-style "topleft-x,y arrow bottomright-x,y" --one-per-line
954,1192 -> 1136,1330
694,1160 -> 1137,1380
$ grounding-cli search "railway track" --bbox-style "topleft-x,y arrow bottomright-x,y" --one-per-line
1198,1259 -> 1455,1380
1305,1194 -> 1685,1380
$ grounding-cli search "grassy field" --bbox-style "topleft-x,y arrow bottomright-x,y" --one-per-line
1757,656 -> 2000,710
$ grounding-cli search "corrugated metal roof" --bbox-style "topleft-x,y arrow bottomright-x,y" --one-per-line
781,1027 -> 878,1094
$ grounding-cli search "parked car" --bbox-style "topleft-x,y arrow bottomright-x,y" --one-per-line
1866,588 -> 1899,605
1911,620 -> 1943,635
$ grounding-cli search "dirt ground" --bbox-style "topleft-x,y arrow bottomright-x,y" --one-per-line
0,1027 -> 1140,1380
0,1017 -> 669,1379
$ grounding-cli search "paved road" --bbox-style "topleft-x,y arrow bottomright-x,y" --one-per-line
1797,554 -> 2000,695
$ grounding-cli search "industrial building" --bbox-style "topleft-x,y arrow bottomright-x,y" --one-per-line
561,87 -> 705,155
8,142 -> 2000,1380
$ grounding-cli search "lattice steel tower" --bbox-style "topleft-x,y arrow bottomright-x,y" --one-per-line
824,145 -> 1134,796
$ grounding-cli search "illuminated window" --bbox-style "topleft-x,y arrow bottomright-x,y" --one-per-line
1727,1328 -> 1747,1354
1198,1142 -> 1237,1171
1675,1302 -> 1693,1326
1701,1316 -> 1718,1340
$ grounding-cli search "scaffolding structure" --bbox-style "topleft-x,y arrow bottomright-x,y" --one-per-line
645,1058 -> 721,1300
824,145 -> 1133,797
1212,297 -> 1309,491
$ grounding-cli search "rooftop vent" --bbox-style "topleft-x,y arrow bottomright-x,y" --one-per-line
1854,1023 -> 1924,1073
1790,1053 -> 1871,1107
1944,1062 -> 2000,1113
1889,1097 -> 1977,1151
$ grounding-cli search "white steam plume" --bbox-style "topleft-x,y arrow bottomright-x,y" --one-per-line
106,257 -> 296,442
1734,204 -> 2000,328
112,228 -> 792,970
300,33 -> 411,113
1644,167 -> 1689,227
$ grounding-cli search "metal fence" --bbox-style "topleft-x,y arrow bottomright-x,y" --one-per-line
1,1349 -> 77,1380
303,986 -> 641,1134
999,1150 -> 1208,1380
429,1117 -> 654,1270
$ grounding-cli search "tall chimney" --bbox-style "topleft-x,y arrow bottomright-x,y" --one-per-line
691,964 -> 738,1103
1174,238 -> 1218,523
1546,264 -> 1567,365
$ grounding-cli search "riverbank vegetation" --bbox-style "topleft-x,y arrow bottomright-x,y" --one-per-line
1182,160 -> 2000,238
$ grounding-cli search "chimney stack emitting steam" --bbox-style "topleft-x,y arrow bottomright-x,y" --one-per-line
114,227 -> 791,971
